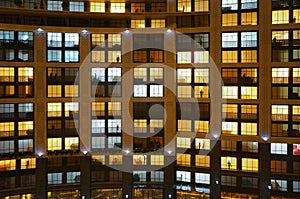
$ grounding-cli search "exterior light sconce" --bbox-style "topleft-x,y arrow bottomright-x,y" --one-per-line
35,28 -> 44,33
81,29 -> 89,35
262,136 -> 269,142
82,150 -> 88,155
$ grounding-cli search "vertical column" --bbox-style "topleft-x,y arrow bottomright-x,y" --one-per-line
259,0 -> 272,198
34,29 -> 47,156
259,0 -> 272,141
210,141 -> 221,199
208,1 -> 222,198
259,143 -> 271,198
79,31 -> 91,152
167,0 -> 177,28
164,161 -> 175,199
123,172 -> 133,199
80,156 -> 91,199
164,29 -> 176,198
121,30 -> 133,152
121,29 -> 133,199
36,158 -> 47,199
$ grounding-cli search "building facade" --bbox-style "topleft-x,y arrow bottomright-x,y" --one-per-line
0,0 -> 300,198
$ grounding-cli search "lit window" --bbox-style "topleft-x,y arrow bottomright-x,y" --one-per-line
194,51 -> 209,63
69,1 -> 84,12
222,104 -> 238,119
151,171 -> 164,182
92,155 -> 105,165
294,9 -> 300,23
18,139 -> 33,152
241,86 -> 257,99
242,158 -> 258,172
108,136 -> 121,148
133,171 -> 146,182
133,67 -> 164,97
241,12 -> 257,25
131,20 -> 145,28
0,140 -> 14,153
195,173 -> 210,184
194,121 -> 209,133
134,85 -> 147,97
195,0 -> 209,12
151,19 -> 165,28
92,120 -> 105,133
109,155 -> 122,165
67,171 -> 80,183
65,137 -> 79,150
270,179 -> 287,191
293,144 -> 300,155
222,33 -> 238,48
241,50 -> 257,63
133,155 -> 147,165
272,10 -> 289,24
90,2 -> 105,12
47,0 -> 63,11
21,158 -> 36,169
271,143 -> 288,155
176,170 -> 191,182
48,173 -> 62,184
195,138 -> 210,149
92,67 -> 122,97
221,156 -> 237,170
222,86 -> 238,99
177,69 -> 191,83
0,122 -> 14,137
150,155 -> 164,165
134,119 -> 147,133
241,104 -> 257,119
272,105 -> 289,121
195,155 -> 210,167
91,51 -> 105,62
47,103 -> 62,117
18,121 -> 33,136
110,3 -> 125,13
293,181 -> 300,192
176,137 -> 191,148
177,86 -> 192,98
177,153 -> 191,166
241,32 -> 257,47
222,122 -> 238,135
222,51 -> 238,63
177,52 -> 192,63
0,67 -> 14,82
222,13 -> 238,26
48,85 -> 62,97
91,34 -> 121,63
47,138 -> 62,151
222,0 -> 238,11
178,120 -> 192,132
91,137 -> 105,149
272,68 -> 289,84
47,32 -> 79,62
177,0 -> 191,12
